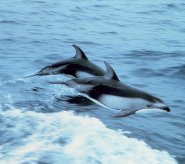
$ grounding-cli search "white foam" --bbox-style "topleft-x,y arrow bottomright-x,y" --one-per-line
0,108 -> 177,164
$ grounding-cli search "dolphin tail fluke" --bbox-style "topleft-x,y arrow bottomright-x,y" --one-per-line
113,110 -> 135,118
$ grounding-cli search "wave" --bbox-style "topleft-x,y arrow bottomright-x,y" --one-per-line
159,64 -> 185,80
0,20 -> 18,24
0,108 -> 177,164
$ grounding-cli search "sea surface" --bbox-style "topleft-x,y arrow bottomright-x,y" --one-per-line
0,0 -> 185,164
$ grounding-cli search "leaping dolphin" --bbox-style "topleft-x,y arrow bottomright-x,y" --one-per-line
53,62 -> 171,117
27,45 -> 104,78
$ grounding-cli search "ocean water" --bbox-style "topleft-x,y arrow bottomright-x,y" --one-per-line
0,0 -> 185,163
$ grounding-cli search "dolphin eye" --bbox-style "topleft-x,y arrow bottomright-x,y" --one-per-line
147,104 -> 152,108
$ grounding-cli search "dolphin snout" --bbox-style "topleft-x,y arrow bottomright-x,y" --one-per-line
162,106 -> 171,112
67,80 -> 76,88
25,73 -> 39,78
25,71 -> 50,78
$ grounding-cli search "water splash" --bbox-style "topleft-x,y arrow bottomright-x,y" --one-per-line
0,108 -> 177,164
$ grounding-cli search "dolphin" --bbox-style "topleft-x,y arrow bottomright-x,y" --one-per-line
27,45 -> 104,78
53,62 -> 171,117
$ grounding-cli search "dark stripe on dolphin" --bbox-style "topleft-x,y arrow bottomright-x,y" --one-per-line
63,64 -> 104,77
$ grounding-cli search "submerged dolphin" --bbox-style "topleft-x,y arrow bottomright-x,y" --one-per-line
27,45 -> 104,78
54,62 -> 171,117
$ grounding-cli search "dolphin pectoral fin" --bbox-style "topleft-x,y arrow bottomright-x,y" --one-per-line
113,110 -> 136,118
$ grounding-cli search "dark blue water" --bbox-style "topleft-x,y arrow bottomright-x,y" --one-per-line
0,0 -> 184,163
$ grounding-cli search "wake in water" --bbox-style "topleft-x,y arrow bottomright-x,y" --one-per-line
0,108 -> 177,164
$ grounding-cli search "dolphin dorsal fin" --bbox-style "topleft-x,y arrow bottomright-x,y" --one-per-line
103,61 -> 119,81
73,45 -> 88,60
